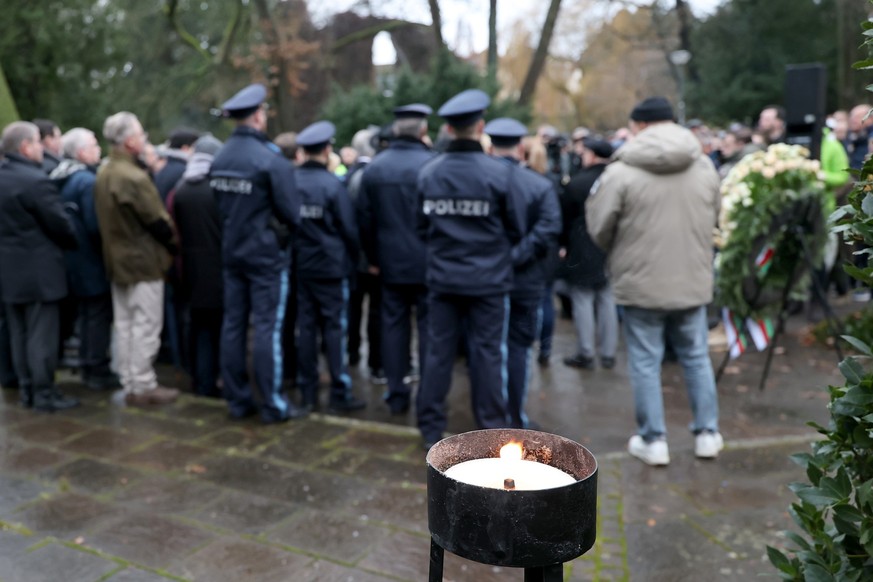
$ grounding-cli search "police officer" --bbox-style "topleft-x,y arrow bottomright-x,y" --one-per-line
485,118 -> 561,428
358,104 -> 436,414
416,90 -> 525,449
294,121 -> 364,413
210,84 -> 306,423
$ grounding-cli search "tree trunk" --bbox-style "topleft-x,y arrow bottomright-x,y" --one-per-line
517,0 -> 562,106
487,0 -> 498,85
253,0 -> 295,132
675,0 -> 698,83
428,0 -> 444,48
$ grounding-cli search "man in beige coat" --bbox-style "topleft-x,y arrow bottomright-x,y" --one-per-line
586,97 -> 722,466
94,112 -> 179,406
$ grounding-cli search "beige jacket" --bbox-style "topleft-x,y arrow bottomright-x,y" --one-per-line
586,122 -> 720,310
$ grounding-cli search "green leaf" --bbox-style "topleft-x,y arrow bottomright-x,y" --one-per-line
862,193 -> 873,217
839,357 -> 865,384
803,563 -> 837,582
857,481 -> 873,511
795,485 -> 840,508
767,546 -> 796,575
852,424 -> 873,447
832,503 -> 864,523
786,531 -> 812,551
841,336 -> 873,357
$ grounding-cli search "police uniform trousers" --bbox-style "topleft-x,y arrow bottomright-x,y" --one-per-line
417,292 -> 510,443
5,301 -> 60,402
347,271 -> 382,371
221,263 -> 291,422
507,294 -> 542,428
296,277 -> 353,405
380,283 -> 428,409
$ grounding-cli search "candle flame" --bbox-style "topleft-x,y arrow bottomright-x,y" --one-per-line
500,441 -> 523,461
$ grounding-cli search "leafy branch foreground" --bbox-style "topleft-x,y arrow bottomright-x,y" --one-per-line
767,5 -> 873,579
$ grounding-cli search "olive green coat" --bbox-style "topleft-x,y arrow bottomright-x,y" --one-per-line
94,150 -> 174,285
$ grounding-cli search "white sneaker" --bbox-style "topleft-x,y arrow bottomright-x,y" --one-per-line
695,431 -> 724,459
628,435 -> 670,466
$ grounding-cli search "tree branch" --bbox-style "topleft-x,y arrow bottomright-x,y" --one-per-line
163,0 -> 212,62
331,20 -> 417,53
518,0 -> 563,106
216,0 -> 247,66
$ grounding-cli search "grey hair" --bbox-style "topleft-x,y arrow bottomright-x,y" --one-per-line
351,128 -> 376,158
1,121 -> 39,155
103,111 -> 141,145
392,118 -> 426,139
61,127 -> 96,159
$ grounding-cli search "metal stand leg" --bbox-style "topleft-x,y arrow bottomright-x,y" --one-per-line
428,538 -> 444,582
524,563 -> 563,581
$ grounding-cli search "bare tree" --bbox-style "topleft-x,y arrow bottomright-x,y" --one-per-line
517,0 -> 562,106
428,0 -> 444,48
487,0 -> 498,85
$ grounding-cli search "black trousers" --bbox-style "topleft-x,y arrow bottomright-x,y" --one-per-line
347,271 -> 382,370
296,278 -> 352,404
190,307 -> 222,396
5,301 -> 60,396
416,292 -> 510,443
78,293 -> 113,378
0,306 -> 18,387
381,283 -> 428,403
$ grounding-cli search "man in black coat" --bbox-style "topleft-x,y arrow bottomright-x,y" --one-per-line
170,135 -> 224,397
0,122 -> 78,410
561,136 -> 618,370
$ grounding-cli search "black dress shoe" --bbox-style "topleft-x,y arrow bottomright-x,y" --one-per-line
600,357 -> 616,370
328,396 -> 366,413
33,393 -> 80,412
386,396 -> 410,415
537,353 -> 550,367
285,403 -> 309,420
564,354 -> 595,369
84,372 -> 122,391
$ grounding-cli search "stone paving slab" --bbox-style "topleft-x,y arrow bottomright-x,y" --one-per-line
0,313 -> 843,581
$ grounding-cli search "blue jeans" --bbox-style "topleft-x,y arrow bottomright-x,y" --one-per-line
622,305 -> 719,442
539,285 -> 555,356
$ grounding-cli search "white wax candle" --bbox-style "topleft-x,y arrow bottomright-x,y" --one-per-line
444,458 -> 576,491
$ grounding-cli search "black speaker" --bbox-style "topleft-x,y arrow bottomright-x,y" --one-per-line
784,63 -> 827,159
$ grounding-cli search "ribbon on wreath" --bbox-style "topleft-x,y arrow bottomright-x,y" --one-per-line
721,244 -> 777,359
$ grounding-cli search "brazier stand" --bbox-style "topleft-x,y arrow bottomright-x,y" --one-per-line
425,429 -> 598,581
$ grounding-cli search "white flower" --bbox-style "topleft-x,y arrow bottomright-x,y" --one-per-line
761,167 -> 776,179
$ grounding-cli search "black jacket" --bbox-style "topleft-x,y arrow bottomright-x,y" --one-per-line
358,138 -> 435,285
416,139 -> 524,296
172,166 -> 223,310
211,126 -> 300,272
154,155 -> 187,203
0,154 -> 77,303
498,158 -> 562,299
295,161 -> 358,280
561,163 -> 608,289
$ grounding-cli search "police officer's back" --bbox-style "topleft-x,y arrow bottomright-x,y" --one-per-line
210,84 -> 305,423
294,121 -> 364,413
485,118 -> 561,429
416,90 -> 525,449
359,104 -> 436,414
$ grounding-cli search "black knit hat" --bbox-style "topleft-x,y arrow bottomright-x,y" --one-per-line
630,97 -> 674,122
581,136 -> 614,159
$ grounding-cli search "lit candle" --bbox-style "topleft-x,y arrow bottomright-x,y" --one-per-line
443,441 -> 576,491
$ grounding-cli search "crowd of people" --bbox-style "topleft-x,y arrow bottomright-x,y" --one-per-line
0,84 -> 864,465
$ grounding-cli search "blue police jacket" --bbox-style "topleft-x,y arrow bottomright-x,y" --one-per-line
358,138 -> 435,285
52,161 -> 110,298
295,161 -> 359,280
497,157 -> 562,299
210,126 -> 299,270
416,139 -> 524,296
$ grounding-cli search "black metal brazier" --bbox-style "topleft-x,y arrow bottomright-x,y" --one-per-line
425,429 -> 598,581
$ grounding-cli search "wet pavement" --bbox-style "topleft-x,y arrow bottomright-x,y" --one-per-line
0,309 -> 847,581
